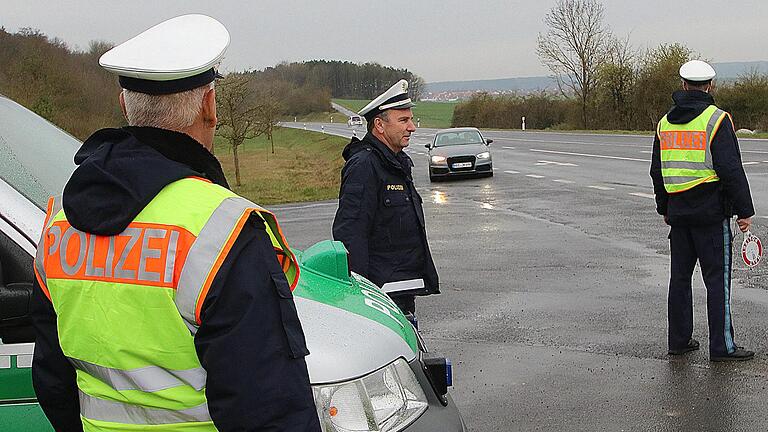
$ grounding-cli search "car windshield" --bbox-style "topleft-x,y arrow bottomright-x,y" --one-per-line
434,130 -> 483,147
0,96 -> 80,209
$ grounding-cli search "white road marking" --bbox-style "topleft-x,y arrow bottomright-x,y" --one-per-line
493,168 -> 498,171
629,192 -> 656,199
640,150 -> 652,154
268,202 -> 337,211
498,137 -> 647,148
588,185 -> 614,191
481,203 -> 495,210
530,148 -> 648,162
760,216 -> 768,220
526,174 -> 545,178
743,161 -> 759,165
552,179 -> 574,184
502,146 -> 516,150
535,160 -> 578,167
742,150 -> 768,154
504,170 -> 520,174
415,152 -> 424,155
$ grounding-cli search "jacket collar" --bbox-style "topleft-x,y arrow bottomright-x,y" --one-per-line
364,133 -> 413,174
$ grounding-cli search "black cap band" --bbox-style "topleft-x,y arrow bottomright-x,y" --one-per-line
683,78 -> 712,86
119,68 -> 217,95
362,93 -> 413,121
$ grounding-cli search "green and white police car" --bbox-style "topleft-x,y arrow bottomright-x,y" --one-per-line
0,94 -> 466,431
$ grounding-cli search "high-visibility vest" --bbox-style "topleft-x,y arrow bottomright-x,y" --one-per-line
658,104 -> 731,193
33,177 -> 299,431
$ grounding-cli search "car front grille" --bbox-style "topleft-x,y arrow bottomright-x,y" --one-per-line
447,155 -> 476,172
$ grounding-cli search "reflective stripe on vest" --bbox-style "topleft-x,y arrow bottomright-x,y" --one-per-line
658,105 -> 728,193
33,196 -> 63,300
175,195 -> 299,332
69,358 -> 206,392
79,391 -> 212,425
35,178 -> 298,430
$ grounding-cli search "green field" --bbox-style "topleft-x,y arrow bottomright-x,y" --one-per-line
333,99 -> 457,129
214,127 -> 346,204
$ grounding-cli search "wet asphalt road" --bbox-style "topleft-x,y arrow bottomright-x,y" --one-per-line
278,123 -> 768,431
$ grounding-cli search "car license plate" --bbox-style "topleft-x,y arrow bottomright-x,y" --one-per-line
452,162 -> 472,169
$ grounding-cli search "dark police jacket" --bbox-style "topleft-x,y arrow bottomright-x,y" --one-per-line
650,90 -> 755,226
333,133 -> 439,296
30,127 -> 320,432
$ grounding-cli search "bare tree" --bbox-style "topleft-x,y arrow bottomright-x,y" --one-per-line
537,0 -> 610,128
408,75 -> 426,101
597,35 -> 636,129
253,84 -> 283,155
216,74 -> 260,187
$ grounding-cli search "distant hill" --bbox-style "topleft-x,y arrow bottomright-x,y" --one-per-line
425,61 -> 768,94
426,76 -> 557,93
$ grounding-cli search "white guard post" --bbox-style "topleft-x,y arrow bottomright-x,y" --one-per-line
522,116 -> 526,131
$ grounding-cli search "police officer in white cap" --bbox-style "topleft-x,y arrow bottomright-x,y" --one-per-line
30,15 -> 320,431
650,60 -> 755,362
332,80 -> 439,321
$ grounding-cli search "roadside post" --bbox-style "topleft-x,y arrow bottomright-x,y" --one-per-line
522,116 -> 526,131
417,118 -> 421,128
330,116 -> 333,123
294,116 -> 297,122
321,125 -> 325,134
303,123 -> 306,130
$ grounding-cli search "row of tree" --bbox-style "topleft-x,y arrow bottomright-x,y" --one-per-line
456,0 -> 767,132
251,60 -> 425,100
0,28 -> 426,142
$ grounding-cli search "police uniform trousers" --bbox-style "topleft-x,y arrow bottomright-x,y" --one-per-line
668,219 -> 736,356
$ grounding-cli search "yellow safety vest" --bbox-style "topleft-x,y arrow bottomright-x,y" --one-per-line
33,177 -> 299,431
658,105 -> 731,193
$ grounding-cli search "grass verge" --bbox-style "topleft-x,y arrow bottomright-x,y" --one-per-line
282,109 -> 348,124
214,127 -> 347,205
333,98 -> 457,129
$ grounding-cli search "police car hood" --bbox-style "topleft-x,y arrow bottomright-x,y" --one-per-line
667,90 -> 715,124
293,241 -> 419,384
63,127 -> 226,236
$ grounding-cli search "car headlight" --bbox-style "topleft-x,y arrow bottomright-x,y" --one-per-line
476,151 -> 490,160
431,155 -> 447,164
313,358 -> 428,432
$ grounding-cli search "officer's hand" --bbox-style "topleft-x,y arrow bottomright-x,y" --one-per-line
737,217 -> 752,233
663,215 -> 670,225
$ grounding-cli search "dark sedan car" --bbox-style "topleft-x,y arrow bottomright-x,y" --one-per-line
426,128 -> 493,181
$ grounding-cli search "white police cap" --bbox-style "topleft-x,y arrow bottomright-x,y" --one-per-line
359,79 -> 416,120
99,14 -> 229,95
679,60 -> 716,83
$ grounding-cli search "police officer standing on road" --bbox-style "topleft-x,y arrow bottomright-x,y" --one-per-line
333,80 -> 439,319
30,15 -> 320,431
650,60 -> 755,362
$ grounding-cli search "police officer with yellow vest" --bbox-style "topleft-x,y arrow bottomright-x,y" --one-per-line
30,15 -> 321,431
650,60 -> 755,362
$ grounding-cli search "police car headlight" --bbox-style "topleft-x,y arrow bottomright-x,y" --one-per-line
430,155 -> 447,165
476,151 -> 490,159
313,358 -> 428,432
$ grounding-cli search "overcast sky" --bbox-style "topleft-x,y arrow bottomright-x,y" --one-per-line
2,1 -> 766,82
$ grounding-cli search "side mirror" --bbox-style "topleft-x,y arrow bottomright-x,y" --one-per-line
424,144 -> 431,149
486,139 -> 493,145
0,282 -> 35,343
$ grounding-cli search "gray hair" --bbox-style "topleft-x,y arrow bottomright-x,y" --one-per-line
366,110 -> 389,132
122,83 -> 213,130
